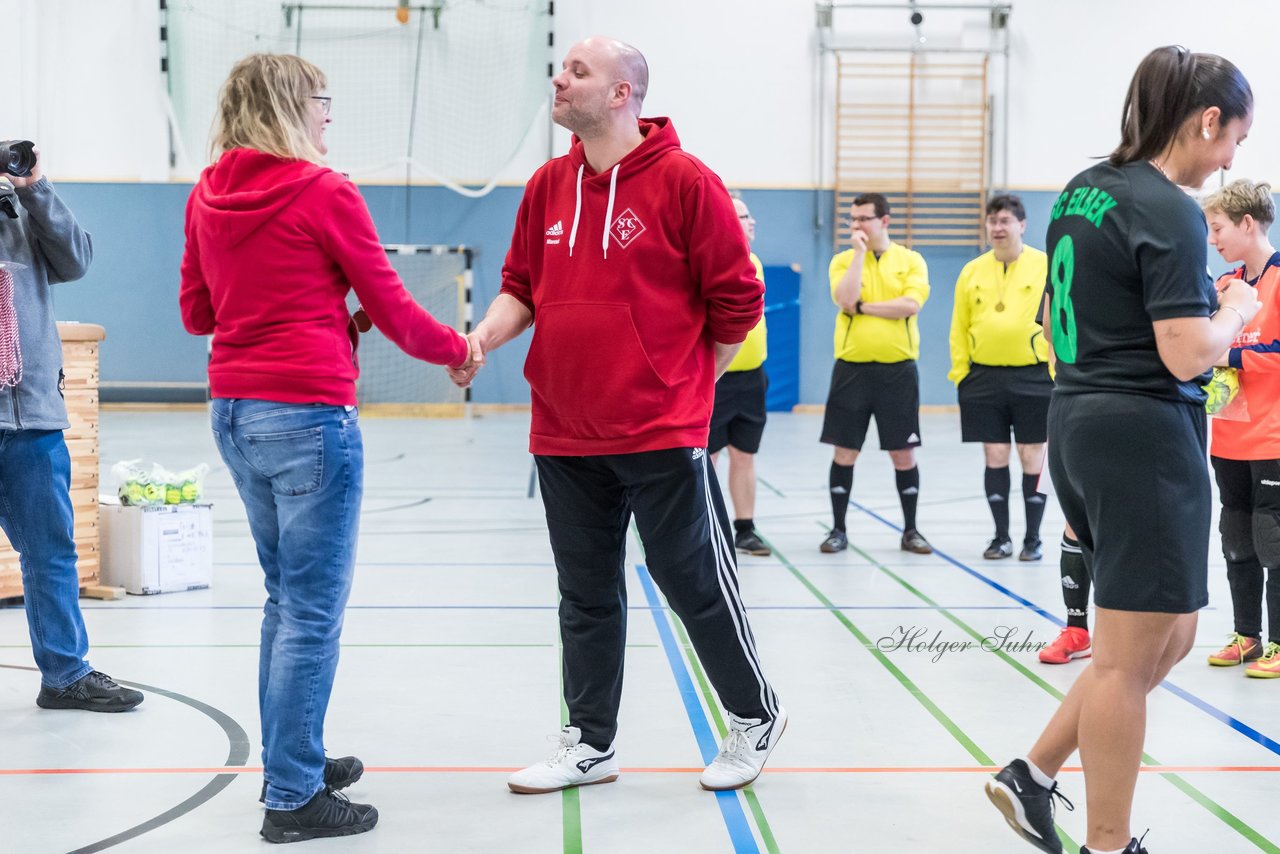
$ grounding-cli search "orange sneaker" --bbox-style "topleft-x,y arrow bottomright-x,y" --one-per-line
1207,633 -> 1263,666
1038,626 -> 1091,664
1245,642 -> 1280,678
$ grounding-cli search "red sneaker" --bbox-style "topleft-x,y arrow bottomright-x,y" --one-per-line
1039,626 -> 1091,665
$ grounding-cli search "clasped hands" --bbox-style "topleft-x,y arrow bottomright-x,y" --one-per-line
447,331 -> 485,388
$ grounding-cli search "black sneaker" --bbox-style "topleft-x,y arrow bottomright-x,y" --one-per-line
36,671 -> 143,712
819,528 -> 848,553
735,530 -> 771,556
261,756 -> 364,803
984,536 -> 1014,560
984,758 -> 1073,853
900,529 -> 933,554
1020,538 -> 1044,562
1082,832 -> 1148,854
261,788 -> 378,844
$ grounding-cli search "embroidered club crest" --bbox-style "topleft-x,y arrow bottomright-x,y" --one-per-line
609,208 -> 646,249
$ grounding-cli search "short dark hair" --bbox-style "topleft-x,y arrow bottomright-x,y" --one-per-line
1110,46 -> 1252,166
985,194 -> 1026,221
852,192 -> 890,218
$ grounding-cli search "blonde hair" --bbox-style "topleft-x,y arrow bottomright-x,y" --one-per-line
210,53 -> 327,164
1202,178 -> 1275,227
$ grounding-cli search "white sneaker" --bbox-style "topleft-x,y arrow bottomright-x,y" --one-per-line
508,726 -> 619,794
699,707 -> 788,791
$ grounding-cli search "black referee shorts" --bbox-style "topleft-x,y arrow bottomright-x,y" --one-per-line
709,367 -> 768,455
957,363 -> 1053,444
820,360 -> 921,451
1049,392 -> 1210,614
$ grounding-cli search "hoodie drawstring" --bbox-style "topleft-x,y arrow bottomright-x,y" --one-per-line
567,162 -> 621,260
567,164 -> 585,257
602,164 -> 619,260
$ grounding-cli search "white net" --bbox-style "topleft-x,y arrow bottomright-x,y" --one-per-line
166,0 -> 549,195
348,246 -> 469,407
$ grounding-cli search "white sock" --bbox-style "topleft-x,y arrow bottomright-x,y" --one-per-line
1086,847 -> 1127,854
1021,755 -> 1055,789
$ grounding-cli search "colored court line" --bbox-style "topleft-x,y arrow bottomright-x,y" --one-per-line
668,598 -> 781,854
848,498 -> 1280,759
636,563 -> 763,854
560,649 -> 583,854
761,540 -> 1079,853
36,604 -> 1031,613
831,530 -> 1278,852
8,764 -> 1280,777
755,477 -> 786,499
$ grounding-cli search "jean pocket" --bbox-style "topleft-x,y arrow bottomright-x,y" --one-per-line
244,426 -> 326,496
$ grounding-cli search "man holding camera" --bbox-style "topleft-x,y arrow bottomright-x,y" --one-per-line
0,146 -> 142,712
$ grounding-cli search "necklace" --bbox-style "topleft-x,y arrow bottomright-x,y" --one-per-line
1149,158 -> 1173,182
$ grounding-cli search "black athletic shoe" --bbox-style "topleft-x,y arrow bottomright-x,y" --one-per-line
984,536 -> 1014,560
900,529 -> 933,554
984,759 -> 1073,853
261,756 -> 364,803
261,788 -> 378,844
820,528 -> 848,553
1081,832 -> 1149,854
735,530 -> 772,556
36,671 -> 143,712
1020,538 -> 1044,562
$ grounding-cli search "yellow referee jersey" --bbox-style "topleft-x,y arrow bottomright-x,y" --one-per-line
947,247 -> 1049,384
727,253 -> 767,372
828,243 -> 930,363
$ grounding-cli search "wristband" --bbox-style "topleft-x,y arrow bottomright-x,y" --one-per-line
854,300 -> 863,315
1218,304 -> 1246,330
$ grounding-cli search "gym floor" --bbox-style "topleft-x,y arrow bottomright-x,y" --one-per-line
2,410 -> 1276,853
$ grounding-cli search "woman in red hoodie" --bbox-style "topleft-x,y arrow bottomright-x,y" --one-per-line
179,53 -> 471,844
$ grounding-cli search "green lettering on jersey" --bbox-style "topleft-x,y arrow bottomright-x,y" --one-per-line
1049,191 -> 1070,221
1055,185 -> 1117,229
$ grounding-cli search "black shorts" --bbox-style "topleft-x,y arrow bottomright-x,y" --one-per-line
1049,392 -> 1210,613
820,360 -> 921,451
709,368 -> 768,454
958,364 -> 1052,444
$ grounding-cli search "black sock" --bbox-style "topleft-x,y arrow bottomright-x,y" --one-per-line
896,467 -> 920,532
734,518 -> 754,535
985,466 -> 1010,539
1061,535 -> 1090,630
1022,473 -> 1046,543
1227,556 -> 1264,640
829,463 -> 854,531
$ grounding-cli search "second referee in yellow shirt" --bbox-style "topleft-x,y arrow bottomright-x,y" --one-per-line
948,194 -> 1051,561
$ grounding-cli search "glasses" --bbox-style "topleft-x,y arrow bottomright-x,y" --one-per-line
850,215 -> 879,223
986,217 -> 1020,227
311,95 -> 332,115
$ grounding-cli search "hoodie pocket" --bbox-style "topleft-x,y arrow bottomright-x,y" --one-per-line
524,302 -> 671,422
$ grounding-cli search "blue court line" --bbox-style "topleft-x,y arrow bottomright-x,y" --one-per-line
849,498 -> 1280,758
635,562 -> 761,854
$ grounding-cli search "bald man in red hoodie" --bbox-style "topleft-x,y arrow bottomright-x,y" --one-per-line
453,36 -> 784,796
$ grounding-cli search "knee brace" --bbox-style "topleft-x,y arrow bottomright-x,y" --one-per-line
1254,509 -> 1280,569
1220,507 -> 1256,563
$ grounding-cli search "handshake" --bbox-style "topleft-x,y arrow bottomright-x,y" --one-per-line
447,331 -> 486,388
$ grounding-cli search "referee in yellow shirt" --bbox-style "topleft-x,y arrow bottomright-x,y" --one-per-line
948,194 -> 1051,561
709,194 -> 771,556
820,193 -> 932,555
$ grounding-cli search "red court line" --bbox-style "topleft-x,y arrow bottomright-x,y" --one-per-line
5,765 -> 1280,776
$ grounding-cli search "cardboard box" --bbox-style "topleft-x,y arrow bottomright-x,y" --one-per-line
100,503 -> 213,595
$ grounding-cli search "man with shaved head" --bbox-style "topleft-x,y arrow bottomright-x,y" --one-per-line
451,36 -> 785,796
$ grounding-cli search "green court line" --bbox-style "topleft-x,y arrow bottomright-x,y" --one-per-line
560,633 -> 584,854
765,535 -> 1079,853
631,523 -> 780,853
836,532 -> 1277,853
0,643 -> 656,650
756,476 -> 786,498
671,615 -> 781,854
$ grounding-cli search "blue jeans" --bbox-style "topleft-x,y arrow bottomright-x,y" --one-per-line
0,429 -> 92,689
210,399 -> 364,811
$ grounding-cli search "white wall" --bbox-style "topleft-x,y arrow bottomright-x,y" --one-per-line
10,0 -> 1280,189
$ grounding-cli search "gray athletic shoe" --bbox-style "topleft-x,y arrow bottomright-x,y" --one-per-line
819,528 -> 848,553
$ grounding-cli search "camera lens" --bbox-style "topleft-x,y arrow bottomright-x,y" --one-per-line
0,140 -> 36,178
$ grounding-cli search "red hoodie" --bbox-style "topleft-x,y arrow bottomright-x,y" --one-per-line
180,148 -> 468,406
501,117 -> 763,455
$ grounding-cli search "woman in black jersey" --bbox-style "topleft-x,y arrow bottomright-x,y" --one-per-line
984,46 -> 1261,854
